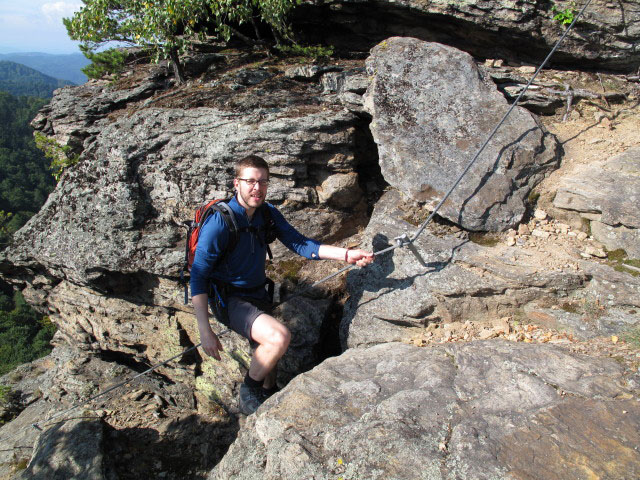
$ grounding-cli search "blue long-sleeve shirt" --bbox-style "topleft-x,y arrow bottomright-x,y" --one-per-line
190,195 -> 321,298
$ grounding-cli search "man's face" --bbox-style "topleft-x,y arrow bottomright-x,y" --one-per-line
234,167 -> 269,212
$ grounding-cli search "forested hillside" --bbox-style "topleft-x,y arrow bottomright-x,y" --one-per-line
0,90 -> 57,378
0,61 -> 73,97
0,91 -> 55,245
0,52 -> 88,85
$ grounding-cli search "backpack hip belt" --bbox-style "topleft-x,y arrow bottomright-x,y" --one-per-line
208,278 -> 275,325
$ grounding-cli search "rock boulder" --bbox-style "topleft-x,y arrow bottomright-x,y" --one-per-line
363,38 -> 559,232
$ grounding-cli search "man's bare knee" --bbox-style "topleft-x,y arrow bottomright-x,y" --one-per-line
265,324 -> 290,352
252,315 -> 290,352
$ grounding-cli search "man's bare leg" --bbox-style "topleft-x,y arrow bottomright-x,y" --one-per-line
238,313 -> 289,414
248,313 -> 290,387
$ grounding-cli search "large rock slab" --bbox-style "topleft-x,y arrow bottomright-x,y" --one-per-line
581,261 -> 640,309
30,64 -> 172,151
0,401 -> 52,478
524,304 -> 640,340
209,340 -> 640,479
553,147 -> 640,258
340,189 -> 586,349
363,37 -> 559,232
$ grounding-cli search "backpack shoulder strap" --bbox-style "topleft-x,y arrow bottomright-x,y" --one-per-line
259,204 -> 278,244
209,200 -> 240,264
257,204 -> 278,261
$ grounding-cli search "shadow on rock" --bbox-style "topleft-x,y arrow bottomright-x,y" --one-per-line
340,232 -> 468,348
103,413 -> 240,480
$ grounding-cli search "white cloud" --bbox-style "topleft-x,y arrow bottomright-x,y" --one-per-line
0,13 -> 33,28
41,1 -> 83,23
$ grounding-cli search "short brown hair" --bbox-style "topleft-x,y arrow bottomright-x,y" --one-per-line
235,155 -> 269,178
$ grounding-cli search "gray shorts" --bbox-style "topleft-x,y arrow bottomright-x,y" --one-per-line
224,296 -> 273,347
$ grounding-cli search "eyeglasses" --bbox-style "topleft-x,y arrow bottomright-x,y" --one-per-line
237,178 -> 269,187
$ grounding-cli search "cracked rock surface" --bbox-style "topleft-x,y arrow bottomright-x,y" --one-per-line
297,0 -> 640,72
340,189 -> 590,349
209,340 -> 639,479
14,417 -> 108,480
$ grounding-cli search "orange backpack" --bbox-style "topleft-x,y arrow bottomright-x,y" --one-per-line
179,198 -> 276,304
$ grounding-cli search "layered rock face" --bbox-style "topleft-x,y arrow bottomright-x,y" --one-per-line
364,37 -> 559,231
297,0 -> 640,71
1,58 -> 377,415
17,64 -> 369,287
340,190 -> 588,349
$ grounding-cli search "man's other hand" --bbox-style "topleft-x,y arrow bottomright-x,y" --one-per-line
201,330 -> 224,360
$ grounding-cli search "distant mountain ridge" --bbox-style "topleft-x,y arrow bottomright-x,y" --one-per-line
0,52 -> 88,85
0,61 -> 73,98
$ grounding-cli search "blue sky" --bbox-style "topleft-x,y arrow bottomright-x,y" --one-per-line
0,1 -> 84,54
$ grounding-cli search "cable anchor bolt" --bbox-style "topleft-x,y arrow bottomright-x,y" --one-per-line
394,233 -> 411,248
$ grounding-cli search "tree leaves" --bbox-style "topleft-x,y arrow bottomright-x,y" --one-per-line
64,0 -> 300,83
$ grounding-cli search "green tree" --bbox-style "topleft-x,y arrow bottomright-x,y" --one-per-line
64,0 -> 299,83
0,288 -> 56,376
0,211 -> 12,244
80,45 -> 127,80
34,132 -> 80,181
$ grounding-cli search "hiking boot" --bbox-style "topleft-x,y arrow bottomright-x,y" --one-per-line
239,383 -> 265,415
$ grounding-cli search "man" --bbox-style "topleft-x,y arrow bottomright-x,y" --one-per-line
191,155 -> 374,415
